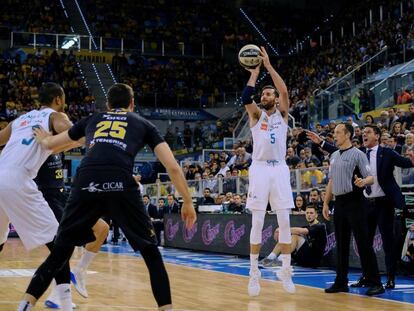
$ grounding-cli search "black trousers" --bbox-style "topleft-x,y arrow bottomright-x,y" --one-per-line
366,196 -> 397,276
152,220 -> 164,246
334,192 -> 381,285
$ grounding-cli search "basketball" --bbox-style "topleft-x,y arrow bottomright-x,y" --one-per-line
238,44 -> 262,69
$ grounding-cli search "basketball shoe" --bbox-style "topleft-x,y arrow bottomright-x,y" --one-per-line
276,267 -> 296,294
71,270 -> 88,298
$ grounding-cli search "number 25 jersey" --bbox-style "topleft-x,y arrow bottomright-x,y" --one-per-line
68,109 -> 165,172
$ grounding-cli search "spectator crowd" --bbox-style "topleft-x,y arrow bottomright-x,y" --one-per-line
0,50 -> 96,131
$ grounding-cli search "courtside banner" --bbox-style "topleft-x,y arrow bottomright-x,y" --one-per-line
138,108 -> 217,121
164,213 -> 388,270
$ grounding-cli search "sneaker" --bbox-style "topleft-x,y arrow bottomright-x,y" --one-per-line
276,267 -> 296,294
248,269 -> 261,296
260,258 -> 282,268
324,283 -> 349,293
71,270 -> 88,298
44,298 -> 77,309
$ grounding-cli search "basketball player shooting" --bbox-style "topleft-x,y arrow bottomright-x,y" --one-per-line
242,47 -> 295,295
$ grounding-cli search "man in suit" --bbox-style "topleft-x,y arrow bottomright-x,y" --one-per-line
165,194 -> 180,214
142,195 -> 156,215
148,198 -> 165,246
353,125 -> 414,288
307,126 -> 414,288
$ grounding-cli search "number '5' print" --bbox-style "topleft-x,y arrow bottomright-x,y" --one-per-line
270,133 -> 276,144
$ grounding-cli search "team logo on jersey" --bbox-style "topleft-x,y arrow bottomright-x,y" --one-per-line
82,182 -> 103,192
19,120 -> 29,127
81,182 -> 124,192
260,123 -> 268,131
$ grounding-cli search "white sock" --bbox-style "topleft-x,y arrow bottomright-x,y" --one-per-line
250,254 -> 259,271
46,279 -> 58,301
267,252 -> 277,260
17,301 -> 33,311
279,254 -> 291,268
75,249 -> 96,271
56,283 -> 73,311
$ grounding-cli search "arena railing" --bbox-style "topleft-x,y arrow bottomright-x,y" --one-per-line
311,46 -> 389,123
143,166 -> 332,200
143,166 -> 414,202
10,31 -> 243,58
368,56 -> 414,108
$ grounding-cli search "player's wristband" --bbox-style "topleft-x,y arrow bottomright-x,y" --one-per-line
241,86 -> 255,105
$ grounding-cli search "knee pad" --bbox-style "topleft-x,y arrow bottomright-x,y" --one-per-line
250,211 -> 266,245
276,209 -> 291,244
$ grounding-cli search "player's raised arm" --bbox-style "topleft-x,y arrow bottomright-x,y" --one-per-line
259,47 -> 289,121
242,65 -> 262,127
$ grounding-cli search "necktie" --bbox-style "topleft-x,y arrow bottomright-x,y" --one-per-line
366,149 -> 372,195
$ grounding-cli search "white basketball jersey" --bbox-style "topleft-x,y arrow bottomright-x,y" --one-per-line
251,110 -> 288,163
0,108 -> 55,178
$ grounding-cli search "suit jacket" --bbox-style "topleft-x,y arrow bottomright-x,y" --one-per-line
148,204 -> 164,220
392,144 -> 402,155
322,142 -> 413,209
165,203 -> 180,214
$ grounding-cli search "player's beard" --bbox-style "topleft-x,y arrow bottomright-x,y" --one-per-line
261,100 -> 275,111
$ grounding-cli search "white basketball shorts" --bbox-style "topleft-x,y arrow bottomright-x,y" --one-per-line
246,161 -> 294,212
0,167 -> 58,250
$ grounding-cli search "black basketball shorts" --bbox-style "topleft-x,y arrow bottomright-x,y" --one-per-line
55,167 -> 157,251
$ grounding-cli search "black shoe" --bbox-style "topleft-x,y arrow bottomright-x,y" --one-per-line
366,284 -> 385,296
385,277 -> 395,289
325,283 -> 349,293
350,277 -> 371,288
0,243 -> 4,252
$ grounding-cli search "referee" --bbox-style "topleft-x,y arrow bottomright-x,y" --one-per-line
323,123 -> 384,296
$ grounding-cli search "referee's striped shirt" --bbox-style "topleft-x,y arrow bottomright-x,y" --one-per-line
329,146 -> 371,196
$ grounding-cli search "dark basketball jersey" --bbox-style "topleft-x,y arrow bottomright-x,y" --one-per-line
68,109 -> 164,172
34,153 -> 65,189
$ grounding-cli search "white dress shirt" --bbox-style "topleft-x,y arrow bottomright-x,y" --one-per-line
364,144 -> 386,198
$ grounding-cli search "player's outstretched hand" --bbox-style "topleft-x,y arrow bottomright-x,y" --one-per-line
33,126 -> 51,148
181,201 -> 197,229
259,46 -> 271,69
245,64 -> 261,76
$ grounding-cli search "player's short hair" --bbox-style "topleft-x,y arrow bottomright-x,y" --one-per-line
39,82 -> 64,105
107,83 -> 134,108
261,85 -> 279,96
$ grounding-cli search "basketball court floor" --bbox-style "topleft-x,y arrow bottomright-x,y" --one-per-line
1,238 -> 413,310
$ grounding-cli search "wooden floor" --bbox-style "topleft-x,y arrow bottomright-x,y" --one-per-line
0,239 -> 412,311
